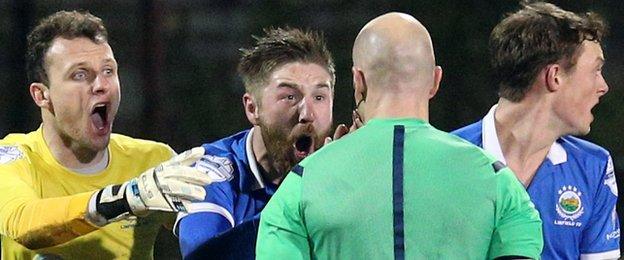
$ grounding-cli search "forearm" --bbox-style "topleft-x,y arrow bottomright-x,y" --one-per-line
184,218 -> 259,260
1,191 -> 97,249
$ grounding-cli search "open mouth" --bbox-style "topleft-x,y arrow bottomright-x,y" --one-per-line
90,104 -> 109,131
293,135 -> 315,159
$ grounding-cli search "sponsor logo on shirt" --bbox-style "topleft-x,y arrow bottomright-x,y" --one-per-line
0,145 -> 23,164
554,185 -> 584,227
606,228 -> 620,240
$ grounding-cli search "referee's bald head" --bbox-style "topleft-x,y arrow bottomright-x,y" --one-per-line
353,12 -> 437,91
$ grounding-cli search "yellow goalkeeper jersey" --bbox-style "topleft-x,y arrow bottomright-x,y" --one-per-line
0,127 -> 175,259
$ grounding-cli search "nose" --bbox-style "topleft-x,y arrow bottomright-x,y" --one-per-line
298,97 -> 316,124
598,75 -> 609,96
92,74 -> 110,95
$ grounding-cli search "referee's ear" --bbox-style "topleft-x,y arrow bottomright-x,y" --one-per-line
243,93 -> 260,125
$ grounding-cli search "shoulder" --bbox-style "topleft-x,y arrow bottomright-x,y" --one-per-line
200,130 -> 249,158
560,135 -> 610,162
0,132 -> 31,145
0,135 -> 37,183
0,144 -> 29,166
300,123 -> 498,175
0,131 -> 42,167
197,130 -> 250,176
194,130 -> 252,191
427,126 -> 503,173
0,130 -> 42,153
559,136 -> 614,192
450,120 -> 483,144
109,133 -> 175,160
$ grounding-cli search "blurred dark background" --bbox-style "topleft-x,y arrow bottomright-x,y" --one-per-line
1,0 -> 623,258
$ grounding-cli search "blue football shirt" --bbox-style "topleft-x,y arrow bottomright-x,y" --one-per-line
453,105 -> 620,260
175,128 -> 276,259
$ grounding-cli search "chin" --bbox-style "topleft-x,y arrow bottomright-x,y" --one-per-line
570,125 -> 591,136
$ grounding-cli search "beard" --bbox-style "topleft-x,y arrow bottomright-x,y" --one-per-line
258,119 -> 330,175
53,117 -> 109,163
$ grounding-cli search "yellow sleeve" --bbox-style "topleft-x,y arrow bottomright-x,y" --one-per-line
0,159 -> 98,250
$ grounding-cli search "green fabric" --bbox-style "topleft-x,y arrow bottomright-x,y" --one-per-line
257,118 -> 543,259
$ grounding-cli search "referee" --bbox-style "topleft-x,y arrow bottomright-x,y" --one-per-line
256,12 -> 543,259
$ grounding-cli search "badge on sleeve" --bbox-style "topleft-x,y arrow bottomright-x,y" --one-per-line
0,146 -> 23,164
195,155 -> 234,182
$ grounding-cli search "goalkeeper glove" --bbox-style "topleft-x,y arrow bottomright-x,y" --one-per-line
86,147 -> 215,226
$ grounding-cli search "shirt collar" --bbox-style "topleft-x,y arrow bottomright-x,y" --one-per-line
481,104 -> 567,165
244,127 -> 266,191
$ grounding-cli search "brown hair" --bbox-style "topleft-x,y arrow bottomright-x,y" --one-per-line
490,1 -> 607,102
237,27 -> 335,98
26,10 -> 108,85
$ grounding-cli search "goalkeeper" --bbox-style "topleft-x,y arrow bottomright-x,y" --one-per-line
0,10 -> 222,259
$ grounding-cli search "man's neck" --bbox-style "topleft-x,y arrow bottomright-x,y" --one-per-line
495,98 -> 561,186
250,126 -> 283,185
363,94 -> 429,122
42,122 -> 106,169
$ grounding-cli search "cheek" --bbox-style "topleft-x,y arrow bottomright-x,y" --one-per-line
111,86 -> 122,110
261,106 -> 294,126
314,104 -> 333,127
53,92 -> 84,119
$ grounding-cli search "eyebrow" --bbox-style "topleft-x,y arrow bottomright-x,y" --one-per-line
65,58 -> 117,74
277,82 -> 331,90
315,83 -> 331,90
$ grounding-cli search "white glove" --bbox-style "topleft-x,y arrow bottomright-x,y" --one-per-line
86,147 -> 213,226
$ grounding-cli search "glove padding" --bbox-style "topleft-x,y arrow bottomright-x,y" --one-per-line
86,147 -> 213,226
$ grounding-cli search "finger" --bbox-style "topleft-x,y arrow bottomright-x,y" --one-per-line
333,124 -> 349,140
164,147 -> 206,167
324,137 -> 332,145
160,166 -> 214,185
351,117 -> 363,132
193,161 -> 233,182
162,179 -> 207,201
349,124 -> 357,133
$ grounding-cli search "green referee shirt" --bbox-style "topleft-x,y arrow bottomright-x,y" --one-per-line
257,118 -> 543,259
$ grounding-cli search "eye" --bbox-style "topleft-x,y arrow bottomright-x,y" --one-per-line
103,67 -> 114,75
286,94 -> 295,100
72,70 -> 88,81
314,95 -> 325,101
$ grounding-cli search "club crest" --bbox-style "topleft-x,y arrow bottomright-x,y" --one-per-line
0,145 -> 23,164
555,185 -> 584,222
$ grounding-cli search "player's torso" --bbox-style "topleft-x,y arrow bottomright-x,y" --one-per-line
225,157 -> 274,224
1,134 -> 173,259
301,121 -> 498,259
527,160 -> 595,259
453,123 -> 614,259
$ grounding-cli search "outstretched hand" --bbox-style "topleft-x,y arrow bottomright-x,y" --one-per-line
323,110 -> 364,145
